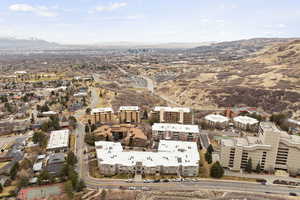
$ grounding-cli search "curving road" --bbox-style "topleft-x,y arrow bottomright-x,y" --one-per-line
75,73 -> 300,197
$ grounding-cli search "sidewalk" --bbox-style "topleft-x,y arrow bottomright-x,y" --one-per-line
225,170 -> 299,184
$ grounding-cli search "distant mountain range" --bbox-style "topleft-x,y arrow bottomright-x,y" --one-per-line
0,37 -> 298,50
0,37 -> 60,50
0,37 -> 211,50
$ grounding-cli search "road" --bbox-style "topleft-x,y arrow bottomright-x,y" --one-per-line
74,109 -> 87,180
75,73 -> 300,197
83,175 -> 300,196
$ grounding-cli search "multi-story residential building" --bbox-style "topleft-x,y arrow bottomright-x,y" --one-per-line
204,114 -> 229,129
220,122 -> 300,175
151,106 -> 193,124
118,106 -> 140,123
95,140 -> 199,177
152,123 -> 200,142
93,124 -> 148,147
233,116 -> 259,131
91,107 -> 113,124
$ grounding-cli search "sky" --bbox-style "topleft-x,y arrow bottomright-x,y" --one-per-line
0,0 -> 299,44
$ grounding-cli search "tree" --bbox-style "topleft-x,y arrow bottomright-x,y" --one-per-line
210,161 -> 224,178
256,162 -> 261,173
38,170 -> 51,185
86,108 -> 91,115
20,158 -> 32,170
64,180 -> 74,199
4,102 -> 13,113
207,144 -> 214,154
270,113 -> 287,126
32,131 -> 47,147
10,162 -> 19,180
100,189 -> 107,200
40,104 -> 50,112
82,97 -> 87,106
30,113 -> 35,124
85,133 -> 95,146
68,168 -> 79,188
85,124 -> 90,133
245,158 -> 253,173
91,124 -> 96,132
205,151 -> 212,164
18,177 -> 29,188
143,110 -> 148,120
0,96 -> 8,103
0,183 -> 2,193
69,116 -> 77,129
76,179 -> 86,192
66,152 -> 77,166
60,164 -> 68,178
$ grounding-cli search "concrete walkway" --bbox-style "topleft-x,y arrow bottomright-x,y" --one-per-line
225,170 -> 300,184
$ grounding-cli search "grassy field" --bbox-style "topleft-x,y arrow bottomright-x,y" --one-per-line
0,186 -> 16,198
88,160 -> 133,179
89,160 -> 104,178
70,134 -> 76,152
221,176 -> 258,182
199,149 -> 211,178
0,161 -> 10,169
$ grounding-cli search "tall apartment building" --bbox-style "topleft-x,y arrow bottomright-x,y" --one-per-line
220,122 -> 300,175
151,107 -> 193,124
118,106 -> 140,123
91,107 -> 113,124
152,123 -> 200,142
95,140 -> 199,177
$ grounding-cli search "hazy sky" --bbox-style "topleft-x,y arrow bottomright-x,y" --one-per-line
0,0 -> 299,44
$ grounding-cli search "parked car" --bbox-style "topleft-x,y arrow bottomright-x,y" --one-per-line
289,192 -> 297,196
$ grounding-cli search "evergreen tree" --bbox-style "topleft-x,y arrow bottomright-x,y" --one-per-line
143,110 -> 148,120
205,151 -> 212,164
86,108 -> 91,115
10,162 -> 19,180
64,181 -> 74,199
245,158 -> 253,173
85,124 -> 90,133
207,144 -> 214,154
66,152 -> 78,166
100,189 -> 107,200
76,179 -> 86,192
256,162 -> 261,173
210,161 -> 224,178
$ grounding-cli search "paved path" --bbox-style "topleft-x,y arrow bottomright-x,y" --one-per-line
225,170 -> 300,184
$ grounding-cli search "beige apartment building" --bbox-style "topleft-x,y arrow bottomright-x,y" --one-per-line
95,140 -> 199,177
220,122 -> 300,175
118,106 -> 140,123
152,123 -> 200,142
233,116 -> 259,132
151,107 -> 193,124
91,107 -> 113,124
204,114 -> 229,129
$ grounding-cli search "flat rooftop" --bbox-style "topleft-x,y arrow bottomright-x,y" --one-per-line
205,114 -> 229,123
95,140 -> 199,167
119,106 -> 139,111
152,123 -> 199,133
91,107 -> 113,114
47,129 -> 69,150
154,106 -> 190,113
260,122 -> 281,132
233,116 -> 259,125
288,119 -> 300,126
